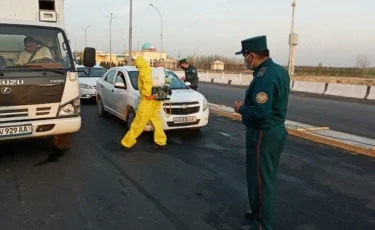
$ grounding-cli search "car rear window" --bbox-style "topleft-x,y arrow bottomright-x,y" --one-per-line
78,67 -> 106,77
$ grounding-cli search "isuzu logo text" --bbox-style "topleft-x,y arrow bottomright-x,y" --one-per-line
0,80 -> 24,85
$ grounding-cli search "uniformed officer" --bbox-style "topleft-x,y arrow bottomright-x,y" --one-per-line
232,35 -> 290,230
178,58 -> 199,91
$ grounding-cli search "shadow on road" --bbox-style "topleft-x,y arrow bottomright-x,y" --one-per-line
0,138 -> 66,166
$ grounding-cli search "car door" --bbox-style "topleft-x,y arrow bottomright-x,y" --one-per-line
99,69 -> 117,112
112,71 -> 128,120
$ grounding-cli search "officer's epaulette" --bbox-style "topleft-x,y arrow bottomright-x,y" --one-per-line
256,67 -> 267,77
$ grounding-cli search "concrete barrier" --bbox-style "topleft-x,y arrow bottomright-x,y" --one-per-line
292,81 -> 326,94
324,83 -> 368,99
175,70 -> 373,100
230,80 -> 242,86
367,86 -> 375,100
199,78 -> 211,82
213,79 -> 229,84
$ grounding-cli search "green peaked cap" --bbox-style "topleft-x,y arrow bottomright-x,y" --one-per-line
235,35 -> 268,55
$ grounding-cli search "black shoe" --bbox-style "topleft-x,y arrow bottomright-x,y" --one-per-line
153,144 -> 166,149
245,210 -> 254,220
121,146 -> 131,151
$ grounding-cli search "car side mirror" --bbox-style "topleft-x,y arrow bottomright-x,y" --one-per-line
83,47 -> 96,67
114,82 -> 126,89
185,82 -> 191,86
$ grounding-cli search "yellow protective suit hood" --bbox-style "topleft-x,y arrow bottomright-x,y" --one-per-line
134,56 -> 152,99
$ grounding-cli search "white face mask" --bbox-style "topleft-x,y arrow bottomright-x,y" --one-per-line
244,54 -> 255,70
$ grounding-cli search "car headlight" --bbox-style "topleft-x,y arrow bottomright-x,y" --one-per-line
203,98 -> 208,111
58,98 -> 80,116
80,83 -> 93,89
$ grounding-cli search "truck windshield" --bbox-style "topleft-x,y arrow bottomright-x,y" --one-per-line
0,24 -> 74,70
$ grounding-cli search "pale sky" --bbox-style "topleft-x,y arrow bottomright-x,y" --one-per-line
65,0 -> 375,67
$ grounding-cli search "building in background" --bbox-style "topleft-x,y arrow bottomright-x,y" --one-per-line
95,51 -> 127,66
123,42 -> 177,69
84,43 -> 177,69
210,60 -> 225,71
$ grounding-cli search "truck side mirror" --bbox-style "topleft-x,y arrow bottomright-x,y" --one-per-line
83,47 -> 96,67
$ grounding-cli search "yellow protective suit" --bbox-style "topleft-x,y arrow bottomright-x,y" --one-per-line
120,56 -> 167,148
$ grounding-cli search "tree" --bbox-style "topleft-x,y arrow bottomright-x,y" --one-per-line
356,55 -> 370,68
184,54 -> 246,73
356,55 -> 371,76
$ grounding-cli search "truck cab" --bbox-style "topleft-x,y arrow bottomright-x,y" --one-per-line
0,0 -> 96,150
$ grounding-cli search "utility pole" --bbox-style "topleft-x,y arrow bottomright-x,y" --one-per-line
128,0 -> 133,65
149,3 -> 163,62
178,50 -> 180,60
287,0 -> 298,76
81,25 -> 90,47
106,13 -> 117,68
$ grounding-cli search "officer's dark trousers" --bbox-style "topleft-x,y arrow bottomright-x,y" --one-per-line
190,86 -> 198,91
245,125 -> 287,230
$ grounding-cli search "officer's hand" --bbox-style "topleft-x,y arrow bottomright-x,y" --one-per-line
146,94 -> 156,100
233,101 -> 243,113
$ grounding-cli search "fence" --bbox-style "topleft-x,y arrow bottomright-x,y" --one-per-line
187,66 -> 375,77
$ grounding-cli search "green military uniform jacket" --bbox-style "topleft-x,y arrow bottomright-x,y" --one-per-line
184,64 -> 199,87
239,58 -> 290,129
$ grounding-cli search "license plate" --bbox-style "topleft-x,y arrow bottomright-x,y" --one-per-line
0,125 -> 32,137
173,116 -> 196,124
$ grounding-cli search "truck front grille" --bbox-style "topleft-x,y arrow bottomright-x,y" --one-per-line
0,108 -> 28,119
36,107 -> 52,116
0,105 -> 54,123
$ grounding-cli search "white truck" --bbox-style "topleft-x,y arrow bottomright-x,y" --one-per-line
0,0 -> 96,150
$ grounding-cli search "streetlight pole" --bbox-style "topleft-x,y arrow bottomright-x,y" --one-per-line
81,25 -> 90,47
107,13 -> 117,68
128,0 -> 133,65
288,0 -> 297,75
149,3 -> 163,62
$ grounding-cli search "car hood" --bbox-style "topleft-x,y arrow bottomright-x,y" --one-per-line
134,89 -> 206,102
79,77 -> 101,86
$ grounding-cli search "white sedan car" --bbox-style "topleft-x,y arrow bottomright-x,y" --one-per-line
95,66 -> 209,131
77,65 -> 107,100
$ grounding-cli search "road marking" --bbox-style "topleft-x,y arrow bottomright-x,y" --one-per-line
219,132 -> 236,139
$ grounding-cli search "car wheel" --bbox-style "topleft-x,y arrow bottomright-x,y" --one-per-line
126,107 -> 136,129
97,97 -> 107,117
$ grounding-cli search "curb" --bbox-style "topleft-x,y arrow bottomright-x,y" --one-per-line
208,104 -> 375,158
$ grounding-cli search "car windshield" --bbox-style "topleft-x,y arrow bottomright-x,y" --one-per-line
165,70 -> 188,89
127,69 -> 188,90
0,24 -> 74,71
78,67 -> 106,77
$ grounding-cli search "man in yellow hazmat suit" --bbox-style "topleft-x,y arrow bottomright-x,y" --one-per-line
121,56 -> 167,149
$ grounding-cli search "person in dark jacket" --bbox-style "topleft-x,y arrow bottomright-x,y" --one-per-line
178,58 -> 199,91
233,35 -> 290,230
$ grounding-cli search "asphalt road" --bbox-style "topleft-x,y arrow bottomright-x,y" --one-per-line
197,82 -> 375,139
1,104 -> 375,230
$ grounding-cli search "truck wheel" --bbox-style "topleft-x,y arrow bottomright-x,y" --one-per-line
53,133 -> 72,150
126,107 -> 136,130
97,97 -> 107,117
